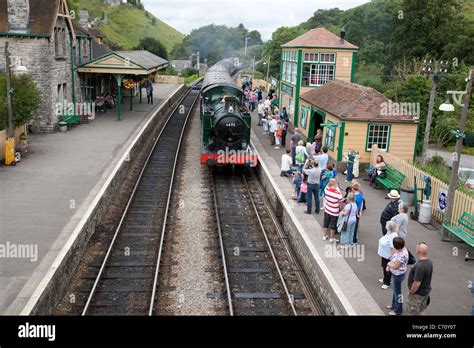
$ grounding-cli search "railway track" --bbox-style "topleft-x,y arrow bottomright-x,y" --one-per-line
81,83 -> 201,315
211,170 -> 324,315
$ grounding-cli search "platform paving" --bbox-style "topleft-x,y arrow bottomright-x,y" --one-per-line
250,110 -> 473,315
0,83 -> 182,314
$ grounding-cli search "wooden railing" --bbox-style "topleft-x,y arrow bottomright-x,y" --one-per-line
370,145 -> 474,225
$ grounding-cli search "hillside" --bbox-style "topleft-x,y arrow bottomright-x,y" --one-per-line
70,0 -> 184,51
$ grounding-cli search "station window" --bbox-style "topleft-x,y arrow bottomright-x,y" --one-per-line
366,124 -> 391,151
300,106 -> 310,129
304,52 -> 319,63
320,53 -> 336,63
325,122 -> 336,151
302,63 -> 335,87
291,62 -> 297,85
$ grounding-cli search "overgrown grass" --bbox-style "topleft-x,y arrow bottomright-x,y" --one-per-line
184,74 -> 200,85
416,156 -> 474,198
447,145 -> 474,156
73,1 -> 184,50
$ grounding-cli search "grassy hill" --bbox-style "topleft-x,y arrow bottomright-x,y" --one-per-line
71,0 -> 184,51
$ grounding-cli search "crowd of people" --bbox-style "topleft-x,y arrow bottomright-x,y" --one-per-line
249,94 -> 433,316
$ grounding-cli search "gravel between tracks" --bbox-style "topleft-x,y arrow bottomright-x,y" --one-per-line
155,105 -> 226,315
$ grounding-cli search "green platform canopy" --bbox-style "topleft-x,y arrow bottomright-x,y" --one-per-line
77,50 -> 168,120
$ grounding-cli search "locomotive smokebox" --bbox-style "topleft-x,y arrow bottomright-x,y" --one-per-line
214,113 -> 246,146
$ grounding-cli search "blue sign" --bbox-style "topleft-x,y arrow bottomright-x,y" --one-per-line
438,188 -> 447,213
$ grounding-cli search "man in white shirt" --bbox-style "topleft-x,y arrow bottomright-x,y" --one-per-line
315,146 -> 329,171
280,149 -> 294,177
269,117 -> 278,146
264,97 -> 271,110
257,101 -> 265,126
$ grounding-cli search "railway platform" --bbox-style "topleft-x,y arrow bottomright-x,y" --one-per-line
250,111 -> 473,315
0,83 -> 183,315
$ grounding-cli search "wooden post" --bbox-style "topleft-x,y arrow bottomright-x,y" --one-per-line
421,76 -> 437,163
443,69 -> 473,232
115,74 -> 123,120
139,82 -> 142,103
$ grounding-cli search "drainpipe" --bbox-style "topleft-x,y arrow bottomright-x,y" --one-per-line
78,36 -> 82,66
89,37 -> 92,61
70,32 -> 77,118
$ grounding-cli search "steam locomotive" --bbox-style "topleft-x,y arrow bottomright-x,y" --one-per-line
200,59 -> 258,167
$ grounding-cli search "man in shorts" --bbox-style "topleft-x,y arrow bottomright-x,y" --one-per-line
406,242 -> 433,315
322,179 -> 342,243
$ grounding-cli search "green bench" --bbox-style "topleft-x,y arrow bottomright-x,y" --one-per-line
443,212 -> 474,261
61,113 -> 80,125
375,164 -> 405,191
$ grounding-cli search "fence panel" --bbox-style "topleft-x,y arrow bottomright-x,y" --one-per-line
371,145 -> 474,225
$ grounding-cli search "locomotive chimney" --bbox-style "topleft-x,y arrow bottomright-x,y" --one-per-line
7,0 -> 30,34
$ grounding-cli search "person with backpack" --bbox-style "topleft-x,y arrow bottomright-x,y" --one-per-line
339,193 -> 358,246
290,129 -> 302,165
295,140 -> 307,172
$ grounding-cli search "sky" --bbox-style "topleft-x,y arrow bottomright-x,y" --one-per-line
141,0 -> 371,41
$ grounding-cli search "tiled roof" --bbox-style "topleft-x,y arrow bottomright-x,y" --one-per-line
0,0 -> 60,35
115,50 -> 168,69
300,80 -> 417,123
282,27 -> 358,50
91,39 -> 111,59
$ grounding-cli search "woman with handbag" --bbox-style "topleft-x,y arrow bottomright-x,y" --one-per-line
386,237 -> 409,315
391,202 -> 417,265
339,193 -> 358,246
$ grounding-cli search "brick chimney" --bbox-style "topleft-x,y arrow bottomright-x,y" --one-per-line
7,0 -> 30,33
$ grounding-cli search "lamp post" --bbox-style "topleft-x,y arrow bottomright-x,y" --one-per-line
439,69 -> 473,235
263,59 -> 270,92
5,42 -> 14,138
421,59 -> 449,163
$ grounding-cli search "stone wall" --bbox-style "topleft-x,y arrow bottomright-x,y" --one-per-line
0,33 -> 81,133
6,0 -> 29,33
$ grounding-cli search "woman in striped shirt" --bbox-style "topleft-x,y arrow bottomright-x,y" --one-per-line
322,179 -> 343,243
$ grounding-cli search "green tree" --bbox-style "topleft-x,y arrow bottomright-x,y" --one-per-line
170,24 -> 263,66
134,37 -> 168,60
180,67 -> 199,77
261,26 -> 305,78
391,0 -> 468,63
384,76 -> 432,155
247,30 -> 263,46
0,73 -> 42,130
300,8 -> 344,31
